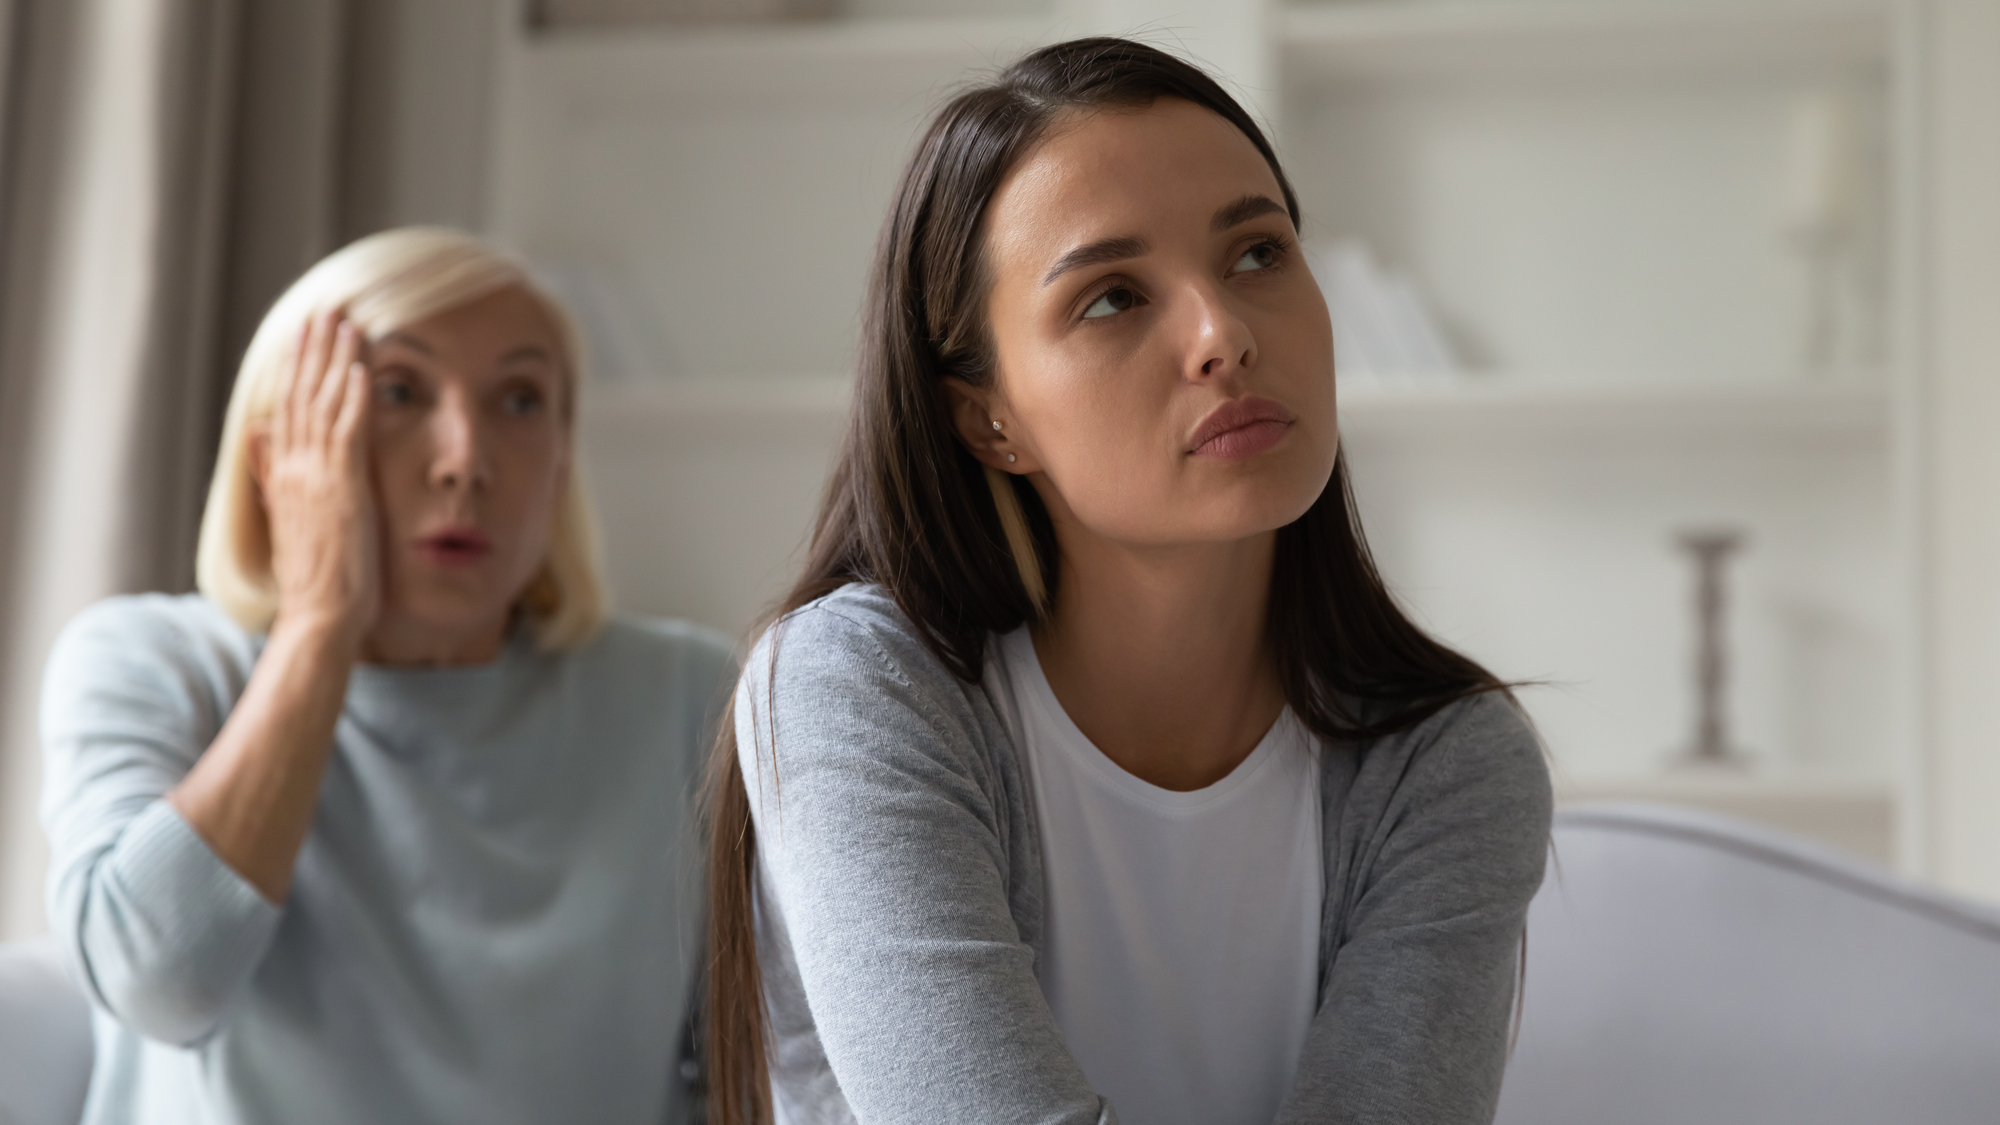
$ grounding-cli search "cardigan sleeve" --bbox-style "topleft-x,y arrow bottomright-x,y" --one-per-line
739,598 -> 1114,1125
39,598 -> 282,1046
1278,692 -> 1553,1125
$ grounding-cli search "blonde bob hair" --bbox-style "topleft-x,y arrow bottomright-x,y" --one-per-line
196,226 -> 607,651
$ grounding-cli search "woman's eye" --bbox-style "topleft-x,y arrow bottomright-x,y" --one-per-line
373,381 -> 416,407
502,387 -> 545,416
1082,286 -> 1141,320
1234,243 -> 1280,273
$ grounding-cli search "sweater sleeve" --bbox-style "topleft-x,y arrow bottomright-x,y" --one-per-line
39,599 -> 282,1047
1278,693 -> 1553,1125
739,601 -> 1113,1125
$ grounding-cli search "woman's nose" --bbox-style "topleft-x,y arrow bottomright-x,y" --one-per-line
428,394 -> 490,492
1185,285 -> 1257,383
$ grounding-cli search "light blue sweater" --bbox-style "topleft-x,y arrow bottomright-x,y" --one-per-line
39,594 -> 733,1125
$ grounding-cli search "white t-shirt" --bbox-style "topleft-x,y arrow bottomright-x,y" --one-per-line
988,627 -> 1323,1125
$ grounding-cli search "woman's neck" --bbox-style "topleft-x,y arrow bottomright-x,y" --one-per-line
1032,528 -> 1286,791
360,612 -> 512,667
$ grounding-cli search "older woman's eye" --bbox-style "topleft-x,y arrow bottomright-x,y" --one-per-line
1083,286 -> 1142,320
1233,242 -> 1280,273
373,380 -> 416,407
502,386 -> 545,416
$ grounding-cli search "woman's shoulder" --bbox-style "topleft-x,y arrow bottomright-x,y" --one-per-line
51,593 -> 257,681
43,594 -> 257,740
1344,690 -> 1553,873
60,591 -> 249,646
736,584 -> 1018,832
571,614 -> 739,704
1400,690 -> 1547,789
752,583 -> 964,695
1354,690 -> 1545,786
740,583 -> 999,760
594,614 -> 734,668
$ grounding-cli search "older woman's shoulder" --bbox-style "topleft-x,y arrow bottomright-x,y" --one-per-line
53,593 -> 258,679
599,615 -> 734,658
583,614 -> 737,698
61,591 -> 249,645
45,595 -> 258,744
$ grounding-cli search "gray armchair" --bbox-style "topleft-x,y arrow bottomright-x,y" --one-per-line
1498,803 -> 2000,1125
0,935 -> 91,1125
7,804 -> 1999,1124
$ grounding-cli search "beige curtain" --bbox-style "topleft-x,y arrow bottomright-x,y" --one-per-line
0,0 -> 350,939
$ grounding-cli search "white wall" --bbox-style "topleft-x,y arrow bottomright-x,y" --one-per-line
342,0 -> 504,237
1346,431 -> 1894,785
579,381 -> 850,637
1286,72 -> 1883,386
490,4 -> 1925,841
1924,0 -> 2000,899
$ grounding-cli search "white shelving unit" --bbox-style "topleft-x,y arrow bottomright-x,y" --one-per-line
581,376 -> 1887,446
504,16 -> 1053,108
494,0 -> 1924,869
1337,381 -> 1887,447
1277,0 -> 1889,82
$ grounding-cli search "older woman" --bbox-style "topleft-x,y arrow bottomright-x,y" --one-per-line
40,228 -> 730,1124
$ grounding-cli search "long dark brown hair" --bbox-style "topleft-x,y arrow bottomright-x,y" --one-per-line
700,37 -> 1507,1124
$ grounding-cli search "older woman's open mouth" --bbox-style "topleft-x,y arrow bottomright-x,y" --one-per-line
417,527 -> 492,567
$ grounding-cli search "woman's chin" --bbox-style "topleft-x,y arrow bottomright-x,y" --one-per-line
1187,459 -> 1334,539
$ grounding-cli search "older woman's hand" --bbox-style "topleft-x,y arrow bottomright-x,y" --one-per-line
262,310 -> 377,648
168,309 -> 380,902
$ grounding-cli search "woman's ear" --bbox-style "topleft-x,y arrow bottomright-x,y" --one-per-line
940,377 -> 1034,473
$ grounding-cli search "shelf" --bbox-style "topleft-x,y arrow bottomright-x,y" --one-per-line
510,0 -> 1897,111
579,376 -> 853,442
1336,381 -> 1887,449
1279,0 -> 1890,86
514,15 -> 1051,110
579,376 -> 1886,450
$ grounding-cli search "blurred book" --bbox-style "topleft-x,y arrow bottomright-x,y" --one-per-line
534,0 -> 835,26
1307,239 -> 1462,388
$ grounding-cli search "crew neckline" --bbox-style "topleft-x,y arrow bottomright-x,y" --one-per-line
346,623 -> 536,689
999,627 -> 1300,814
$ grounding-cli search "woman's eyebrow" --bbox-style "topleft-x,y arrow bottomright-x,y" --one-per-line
1036,196 -> 1287,288
1212,193 -> 1286,232
379,330 -> 434,355
498,344 -> 555,366
1041,235 -> 1150,287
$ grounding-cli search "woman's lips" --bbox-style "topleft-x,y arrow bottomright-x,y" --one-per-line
416,528 -> 492,567
1187,396 -> 1296,461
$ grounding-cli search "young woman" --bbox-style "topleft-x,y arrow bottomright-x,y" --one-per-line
41,228 -> 730,1124
704,37 -> 1552,1125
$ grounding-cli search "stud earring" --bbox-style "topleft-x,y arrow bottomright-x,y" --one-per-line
1007,453 -> 1017,463
991,420 -> 1003,431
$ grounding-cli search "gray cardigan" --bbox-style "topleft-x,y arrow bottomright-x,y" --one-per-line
740,586 -> 1552,1125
